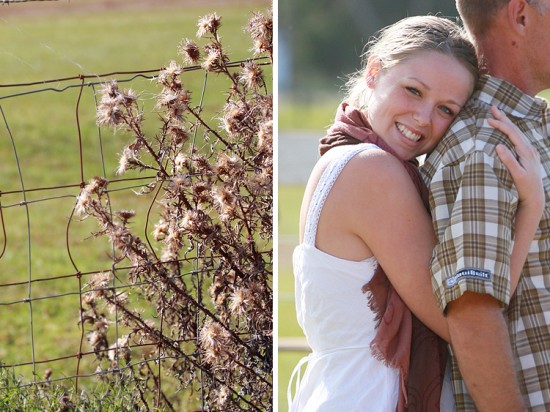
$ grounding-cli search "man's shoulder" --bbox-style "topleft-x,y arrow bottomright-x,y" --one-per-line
429,103 -> 490,157
421,75 -> 547,180
458,106 -> 490,139
421,100 -> 502,179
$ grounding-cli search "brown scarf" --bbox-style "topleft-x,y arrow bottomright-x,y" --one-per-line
320,103 -> 447,412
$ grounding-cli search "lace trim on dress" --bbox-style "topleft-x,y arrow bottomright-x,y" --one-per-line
303,143 -> 376,246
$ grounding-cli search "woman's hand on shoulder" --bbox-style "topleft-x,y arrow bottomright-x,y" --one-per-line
488,106 -> 544,215
488,106 -> 545,295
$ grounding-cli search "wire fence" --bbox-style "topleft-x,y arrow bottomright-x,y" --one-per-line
1,0 -> 60,3
0,51 -> 272,410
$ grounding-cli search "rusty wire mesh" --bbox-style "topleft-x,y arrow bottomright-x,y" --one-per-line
0,51 -> 273,410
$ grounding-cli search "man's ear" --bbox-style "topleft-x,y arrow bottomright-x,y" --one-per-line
507,0 -> 529,35
366,55 -> 382,88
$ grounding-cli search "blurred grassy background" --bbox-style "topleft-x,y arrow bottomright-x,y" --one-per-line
0,1 -> 270,407
278,91 -> 338,411
278,99 -> 339,131
277,185 -> 306,412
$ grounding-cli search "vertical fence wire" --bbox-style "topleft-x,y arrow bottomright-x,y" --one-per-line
0,104 -> 37,382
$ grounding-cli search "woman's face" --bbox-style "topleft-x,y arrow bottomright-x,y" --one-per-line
366,51 -> 475,161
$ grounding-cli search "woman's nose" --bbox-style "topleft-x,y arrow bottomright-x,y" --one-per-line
412,106 -> 431,126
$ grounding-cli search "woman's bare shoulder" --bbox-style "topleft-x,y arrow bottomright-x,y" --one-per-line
302,144 -> 413,215
311,144 -> 401,178
308,146 -> 417,215
338,146 -> 412,188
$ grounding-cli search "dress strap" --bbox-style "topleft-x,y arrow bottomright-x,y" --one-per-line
303,144 -> 376,246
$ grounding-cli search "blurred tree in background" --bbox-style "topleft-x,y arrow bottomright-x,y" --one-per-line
279,0 -> 458,100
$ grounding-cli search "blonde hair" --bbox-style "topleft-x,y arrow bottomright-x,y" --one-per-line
345,15 -> 479,108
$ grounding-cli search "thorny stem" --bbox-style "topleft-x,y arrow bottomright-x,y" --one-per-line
238,198 -> 257,254
84,9 -> 273,410
135,378 -> 151,412
124,116 -> 170,178
102,293 -> 264,411
186,106 -> 229,147
143,181 -> 164,261
154,265 -> 262,360
143,360 -> 175,412
210,35 -> 241,92
176,186 -> 194,211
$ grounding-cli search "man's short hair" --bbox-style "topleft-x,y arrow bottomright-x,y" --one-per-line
457,0 -> 547,38
456,0 -> 509,37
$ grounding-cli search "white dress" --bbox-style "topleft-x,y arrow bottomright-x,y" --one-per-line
288,144 -> 400,412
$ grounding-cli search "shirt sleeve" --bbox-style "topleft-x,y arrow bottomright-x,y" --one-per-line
429,149 -> 518,312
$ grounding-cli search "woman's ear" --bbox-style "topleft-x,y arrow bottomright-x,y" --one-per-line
366,55 -> 382,88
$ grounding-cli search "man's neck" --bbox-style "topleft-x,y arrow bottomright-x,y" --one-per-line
477,34 -> 539,96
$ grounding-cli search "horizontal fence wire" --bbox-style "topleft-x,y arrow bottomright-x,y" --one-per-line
1,0 -> 60,3
0,56 -> 271,409
0,65 -> 201,391
0,0 -> 60,6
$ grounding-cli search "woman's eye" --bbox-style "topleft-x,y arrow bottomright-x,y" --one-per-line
439,106 -> 454,116
406,87 -> 420,96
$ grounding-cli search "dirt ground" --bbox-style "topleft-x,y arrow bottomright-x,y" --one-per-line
0,0 -> 271,17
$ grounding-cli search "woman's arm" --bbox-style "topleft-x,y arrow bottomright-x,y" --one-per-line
335,150 -> 450,340
335,124 -> 542,342
316,115 -> 543,342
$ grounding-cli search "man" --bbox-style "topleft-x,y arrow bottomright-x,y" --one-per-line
421,0 -> 550,410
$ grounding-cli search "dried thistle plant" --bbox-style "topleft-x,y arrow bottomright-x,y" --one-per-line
245,11 -> 273,62
76,9 -> 273,411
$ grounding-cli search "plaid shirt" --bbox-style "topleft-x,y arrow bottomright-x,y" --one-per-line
421,75 -> 550,412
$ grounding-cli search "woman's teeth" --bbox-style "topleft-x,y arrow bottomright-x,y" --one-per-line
397,123 -> 421,142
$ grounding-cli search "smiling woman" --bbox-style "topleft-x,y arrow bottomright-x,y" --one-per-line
287,16 -> 481,412
363,50 -> 474,160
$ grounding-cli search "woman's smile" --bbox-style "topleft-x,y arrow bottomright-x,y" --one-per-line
396,122 -> 422,143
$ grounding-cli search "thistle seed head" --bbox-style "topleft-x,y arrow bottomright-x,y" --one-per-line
197,13 -> 222,38
178,38 -> 201,64
240,61 -> 264,89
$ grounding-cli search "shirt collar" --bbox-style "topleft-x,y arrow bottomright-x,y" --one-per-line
473,74 -> 547,121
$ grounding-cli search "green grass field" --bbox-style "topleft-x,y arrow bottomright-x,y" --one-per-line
277,96 -> 345,412
0,2 -> 271,409
278,98 -> 339,131
278,184 -> 308,412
